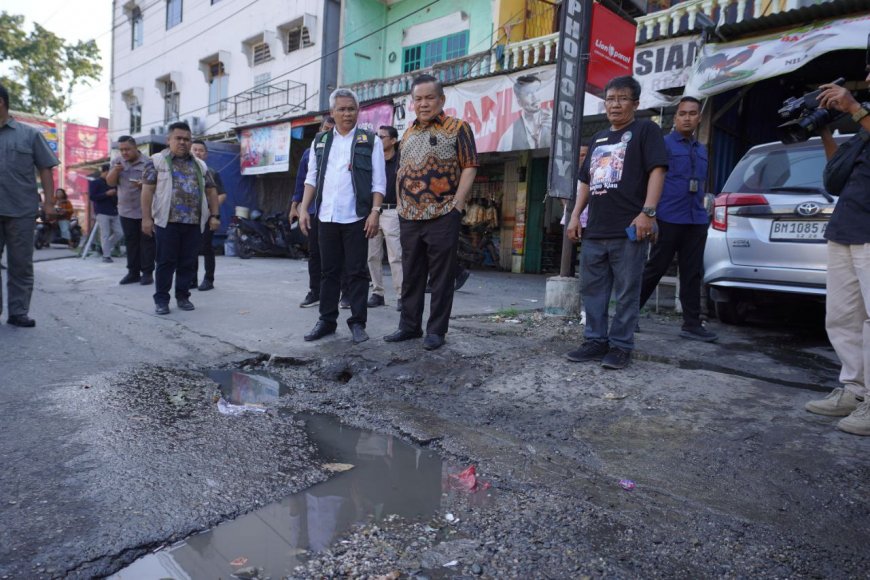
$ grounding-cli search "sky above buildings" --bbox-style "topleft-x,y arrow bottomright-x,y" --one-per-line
3,0 -> 112,125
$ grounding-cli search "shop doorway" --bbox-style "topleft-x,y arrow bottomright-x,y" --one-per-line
523,157 -> 549,273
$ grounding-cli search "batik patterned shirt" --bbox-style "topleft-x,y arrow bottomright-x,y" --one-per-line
397,112 -> 479,221
142,155 -> 215,225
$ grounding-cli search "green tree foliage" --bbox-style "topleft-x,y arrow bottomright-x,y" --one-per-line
0,11 -> 102,116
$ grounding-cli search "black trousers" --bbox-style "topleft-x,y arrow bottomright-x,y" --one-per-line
399,210 -> 461,337
318,219 -> 368,328
307,214 -> 348,297
639,221 -> 709,327
120,216 -> 155,275
194,227 -> 215,282
154,223 -> 200,305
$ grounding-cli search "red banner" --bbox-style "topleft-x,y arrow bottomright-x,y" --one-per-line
588,4 -> 637,93
64,123 -> 109,209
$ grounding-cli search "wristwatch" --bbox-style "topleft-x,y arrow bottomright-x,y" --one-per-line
209,215 -> 220,220
852,102 -> 870,123
372,206 -> 383,215
642,206 -> 657,218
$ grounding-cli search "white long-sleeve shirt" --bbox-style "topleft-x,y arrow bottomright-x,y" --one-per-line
304,126 -> 386,224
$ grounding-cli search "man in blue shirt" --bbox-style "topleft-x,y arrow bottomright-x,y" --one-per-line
639,96 -> 717,342
88,164 -> 124,263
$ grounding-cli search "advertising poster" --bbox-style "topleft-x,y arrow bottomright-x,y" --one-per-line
19,118 -> 59,156
684,14 -> 870,99
587,2 -> 636,93
634,36 -> 702,110
239,122 -> 292,175
357,102 -> 394,132
393,66 -> 603,154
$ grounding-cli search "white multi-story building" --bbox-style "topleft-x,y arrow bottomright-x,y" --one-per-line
109,0 -> 340,141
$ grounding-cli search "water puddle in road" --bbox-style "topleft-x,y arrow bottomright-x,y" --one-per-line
110,371 -> 462,579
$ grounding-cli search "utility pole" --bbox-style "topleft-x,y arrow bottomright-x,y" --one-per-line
543,0 -> 594,316
547,0 -> 594,278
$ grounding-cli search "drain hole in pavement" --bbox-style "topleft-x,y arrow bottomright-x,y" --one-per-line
110,371 -> 483,579
336,369 -> 353,383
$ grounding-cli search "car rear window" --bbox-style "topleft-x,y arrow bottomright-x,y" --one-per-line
722,146 -> 827,193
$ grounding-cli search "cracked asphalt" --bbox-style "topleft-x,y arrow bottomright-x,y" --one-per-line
1,255 -> 868,578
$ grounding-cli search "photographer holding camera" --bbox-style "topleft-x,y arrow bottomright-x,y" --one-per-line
803,69 -> 870,436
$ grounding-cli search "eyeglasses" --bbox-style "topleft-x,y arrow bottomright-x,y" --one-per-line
604,96 -> 636,105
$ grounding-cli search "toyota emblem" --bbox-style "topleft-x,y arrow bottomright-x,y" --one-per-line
796,202 -> 821,216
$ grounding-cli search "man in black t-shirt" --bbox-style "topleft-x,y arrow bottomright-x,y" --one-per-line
566,76 -> 668,369
804,71 -> 870,436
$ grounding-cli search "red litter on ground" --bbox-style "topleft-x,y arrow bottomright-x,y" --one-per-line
230,557 -> 249,566
448,465 -> 491,492
619,479 -> 636,491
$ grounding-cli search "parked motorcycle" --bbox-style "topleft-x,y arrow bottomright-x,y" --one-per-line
34,208 -> 82,250
233,212 -> 306,259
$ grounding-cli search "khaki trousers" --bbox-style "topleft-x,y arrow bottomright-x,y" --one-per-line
826,241 -> 870,397
367,208 -> 403,299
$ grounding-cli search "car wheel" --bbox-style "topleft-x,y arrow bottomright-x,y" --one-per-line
715,299 -> 748,325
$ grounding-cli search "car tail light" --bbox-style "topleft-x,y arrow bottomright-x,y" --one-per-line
711,193 -> 769,231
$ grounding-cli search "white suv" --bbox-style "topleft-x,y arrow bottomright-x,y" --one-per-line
703,136 -> 847,324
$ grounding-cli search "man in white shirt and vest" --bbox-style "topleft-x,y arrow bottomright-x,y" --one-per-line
299,88 -> 387,344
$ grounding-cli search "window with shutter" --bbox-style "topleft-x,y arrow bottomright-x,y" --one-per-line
253,42 -> 271,65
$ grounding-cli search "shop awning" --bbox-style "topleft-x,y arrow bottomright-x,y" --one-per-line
683,13 -> 869,99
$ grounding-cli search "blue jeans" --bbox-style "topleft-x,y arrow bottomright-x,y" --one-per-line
581,237 -> 648,351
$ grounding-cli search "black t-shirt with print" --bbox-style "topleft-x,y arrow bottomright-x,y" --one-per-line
579,118 -> 668,239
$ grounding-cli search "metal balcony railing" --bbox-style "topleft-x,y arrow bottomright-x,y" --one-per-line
350,33 -> 561,102
220,80 -> 307,124
635,0 -> 836,43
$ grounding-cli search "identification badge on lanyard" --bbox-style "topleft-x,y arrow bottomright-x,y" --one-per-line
688,178 -> 700,193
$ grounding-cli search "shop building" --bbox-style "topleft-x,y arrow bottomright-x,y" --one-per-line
341,0 -> 643,274
634,0 -> 870,190
109,0 -> 340,142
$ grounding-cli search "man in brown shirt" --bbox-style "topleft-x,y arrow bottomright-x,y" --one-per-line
384,74 -> 478,350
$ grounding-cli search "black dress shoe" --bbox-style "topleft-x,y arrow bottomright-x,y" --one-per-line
339,296 -> 351,309
383,328 -> 423,342
350,324 -> 369,344
367,294 -> 384,307
119,272 -> 141,285
140,273 -> 154,285
198,279 -> 214,291
176,298 -> 195,311
155,304 -> 170,315
7,315 -> 35,327
423,334 -> 446,350
305,321 -> 337,342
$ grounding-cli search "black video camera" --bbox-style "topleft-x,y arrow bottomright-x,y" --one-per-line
777,77 -> 846,144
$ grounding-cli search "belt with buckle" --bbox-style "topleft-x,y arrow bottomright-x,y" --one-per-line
381,203 -> 397,210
